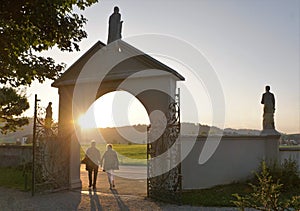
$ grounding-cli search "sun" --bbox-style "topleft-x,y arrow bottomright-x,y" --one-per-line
77,91 -> 150,129
77,112 -> 97,129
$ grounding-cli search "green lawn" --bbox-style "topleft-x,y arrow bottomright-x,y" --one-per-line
182,182 -> 300,207
182,183 -> 251,207
0,167 -> 31,191
80,144 -> 147,165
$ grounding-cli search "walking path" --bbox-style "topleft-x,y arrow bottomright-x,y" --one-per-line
0,165 -> 252,210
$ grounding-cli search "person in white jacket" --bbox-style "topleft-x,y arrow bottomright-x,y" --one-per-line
101,144 -> 119,189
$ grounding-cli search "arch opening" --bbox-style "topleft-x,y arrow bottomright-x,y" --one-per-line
79,90 -> 149,195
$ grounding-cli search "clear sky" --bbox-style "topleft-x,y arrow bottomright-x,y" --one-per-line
25,0 -> 299,134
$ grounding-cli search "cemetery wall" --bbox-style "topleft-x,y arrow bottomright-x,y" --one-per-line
0,145 -> 32,167
181,135 -> 280,189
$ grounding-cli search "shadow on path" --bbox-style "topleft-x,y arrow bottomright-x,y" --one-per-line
110,189 -> 130,211
0,187 -> 82,210
89,189 -> 103,211
80,164 -> 147,196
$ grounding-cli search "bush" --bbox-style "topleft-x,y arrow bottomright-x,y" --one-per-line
278,158 -> 300,190
261,158 -> 300,191
232,160 -> 300,210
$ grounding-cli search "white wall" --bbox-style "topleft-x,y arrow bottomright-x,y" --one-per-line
181,135 -> 280,189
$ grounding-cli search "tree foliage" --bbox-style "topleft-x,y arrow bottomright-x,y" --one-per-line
0,0 -> 98,86
232,161 -> 300,211
0,0 -> 98,133
0,87 -> 29,134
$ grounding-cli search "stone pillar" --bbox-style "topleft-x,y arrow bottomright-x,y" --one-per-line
263,134 -> 280,162
57,86 -> 82,189
69,132 -> 82,189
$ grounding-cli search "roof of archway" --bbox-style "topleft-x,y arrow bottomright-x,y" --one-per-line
52,40 -> 185,87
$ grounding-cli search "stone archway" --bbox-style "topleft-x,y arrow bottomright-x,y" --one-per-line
52,40 -> 184,203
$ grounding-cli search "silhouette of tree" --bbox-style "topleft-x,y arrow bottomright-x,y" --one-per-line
0,87 -> 29,134
0,0 -> 98,133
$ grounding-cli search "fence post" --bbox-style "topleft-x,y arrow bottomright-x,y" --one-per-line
31,94 -> 40,196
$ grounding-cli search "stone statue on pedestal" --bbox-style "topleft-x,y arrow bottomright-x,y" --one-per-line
107,6 -> 123,44
261,85 -> 279,134
45,102 -> 53,129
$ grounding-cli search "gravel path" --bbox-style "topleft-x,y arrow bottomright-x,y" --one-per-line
0,187 -> 257,211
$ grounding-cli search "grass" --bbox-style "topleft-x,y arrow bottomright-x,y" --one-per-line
80,144 -> 147,165
182,183 -> 251,207
182,182 -> 300,207
0,167 -> 31,191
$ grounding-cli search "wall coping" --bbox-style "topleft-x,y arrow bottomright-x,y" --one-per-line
180,134 -> 281,141
0,145 -> 32,149
279,146 -> 300,151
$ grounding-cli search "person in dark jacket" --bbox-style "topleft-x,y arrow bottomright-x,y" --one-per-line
84,140 -> 101,189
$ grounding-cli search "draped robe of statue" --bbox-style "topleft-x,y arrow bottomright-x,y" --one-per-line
261,91 -> 275,130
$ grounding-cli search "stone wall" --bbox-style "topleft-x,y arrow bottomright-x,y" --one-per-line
0,145 -> 32,167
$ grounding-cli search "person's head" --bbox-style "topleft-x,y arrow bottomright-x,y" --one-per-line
106,144 -> 113,150
114,6 -> 119,13
91,140 -> 96,147
265,85 -> 270,92
48,102 -> 52,106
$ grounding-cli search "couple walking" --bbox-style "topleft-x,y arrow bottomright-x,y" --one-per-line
83,141 -> 119,190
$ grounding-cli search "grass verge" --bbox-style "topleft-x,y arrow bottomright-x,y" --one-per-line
182,182 -> 300,207
0,167 -> 31,191
182,183 -> 250,207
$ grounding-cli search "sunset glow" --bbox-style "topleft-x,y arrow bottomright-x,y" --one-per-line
78,91 -> 150,129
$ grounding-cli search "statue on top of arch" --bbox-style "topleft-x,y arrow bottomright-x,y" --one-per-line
107,6 -> 123,44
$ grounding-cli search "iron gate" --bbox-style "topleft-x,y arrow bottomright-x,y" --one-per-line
147,92 -> 182,204
32,95 -> 68,195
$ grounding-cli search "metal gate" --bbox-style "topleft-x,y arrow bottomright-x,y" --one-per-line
147,92 -> 182,204
31,95 -> 69,195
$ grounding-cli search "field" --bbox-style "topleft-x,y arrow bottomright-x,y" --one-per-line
80,144 -> 147,165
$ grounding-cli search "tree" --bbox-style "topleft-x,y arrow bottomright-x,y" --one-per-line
0,87 -> 29,134
0,0 -> 98,133
232,161 -> 300,210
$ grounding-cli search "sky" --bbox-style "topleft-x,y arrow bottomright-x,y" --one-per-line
25,0 -> 299,134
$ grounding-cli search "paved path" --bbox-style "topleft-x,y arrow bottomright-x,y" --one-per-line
113,165 -> 147,179
80,164 -> 147,196
0,165 -> 255,210
0,187 -> 245,211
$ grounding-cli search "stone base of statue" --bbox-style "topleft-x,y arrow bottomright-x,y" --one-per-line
261,112 -> 280,135
263,113 -> 274,129
260,128 -> 281,136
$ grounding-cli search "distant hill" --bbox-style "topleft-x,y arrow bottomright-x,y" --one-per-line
223,128 -> 261,136
0,118 -> 33,143
1,120 -> 299,145
80,125 -> 148,144
180,122 -> 223,136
